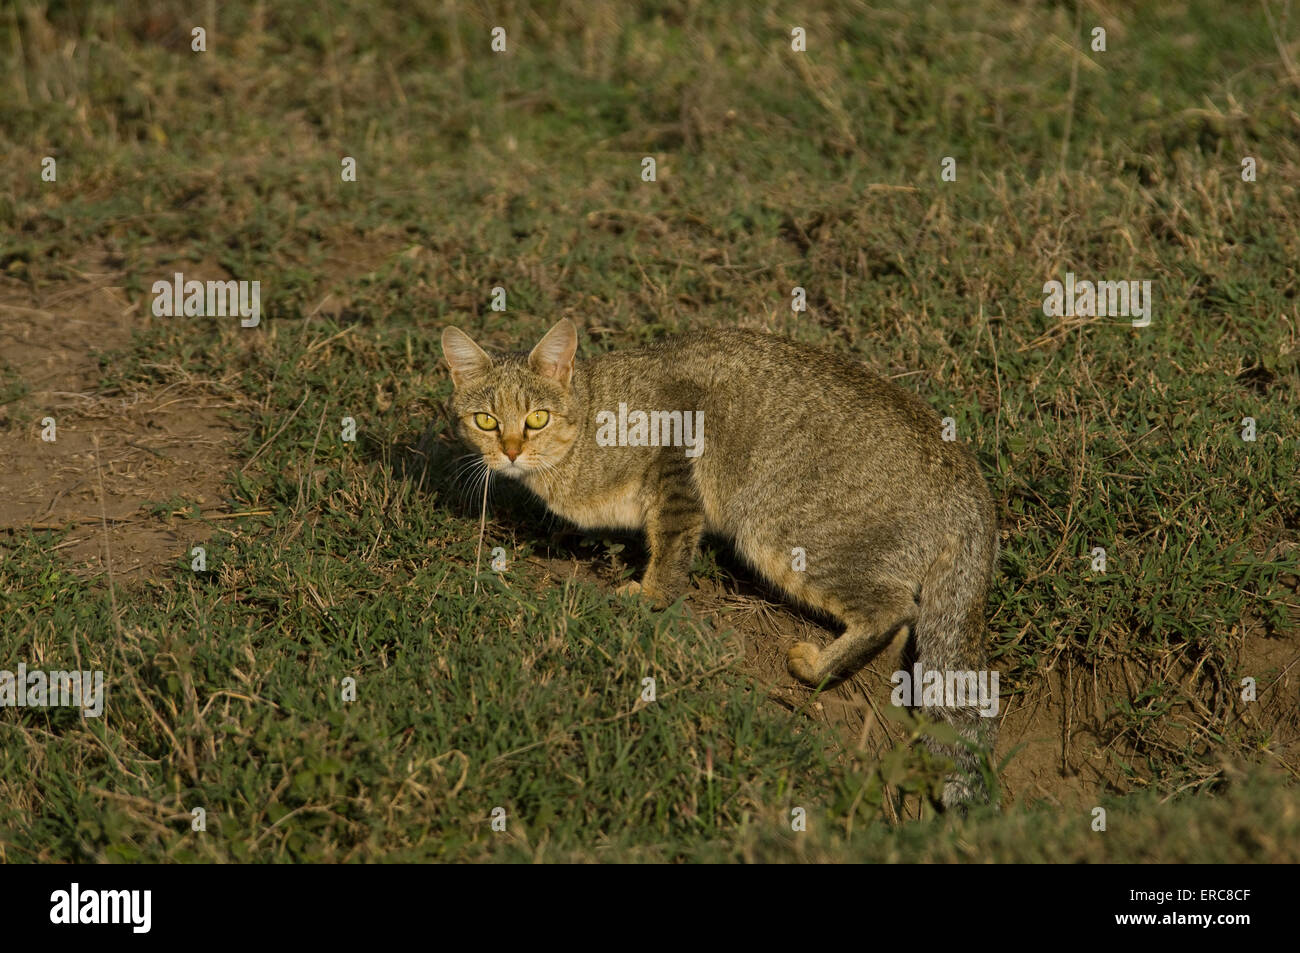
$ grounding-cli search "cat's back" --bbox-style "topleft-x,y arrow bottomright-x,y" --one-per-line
597,328 -> 941,436
585,328 -> 987,515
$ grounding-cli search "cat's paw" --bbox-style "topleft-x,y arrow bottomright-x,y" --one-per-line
615,579 -> 675,608
786,642 -> 824,685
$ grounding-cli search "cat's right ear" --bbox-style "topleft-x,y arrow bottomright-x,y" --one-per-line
441,326 -> 493,389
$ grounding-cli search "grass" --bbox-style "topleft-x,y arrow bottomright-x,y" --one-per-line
1,0 -> 1297,862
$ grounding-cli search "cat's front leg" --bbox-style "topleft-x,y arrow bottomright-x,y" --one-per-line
622,462 -> 703,606
636,514 -> 704,606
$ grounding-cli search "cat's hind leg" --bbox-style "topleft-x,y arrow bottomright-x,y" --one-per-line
786,584 -> 916,686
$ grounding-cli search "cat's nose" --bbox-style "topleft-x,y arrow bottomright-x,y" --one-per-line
503,447 -> 520,461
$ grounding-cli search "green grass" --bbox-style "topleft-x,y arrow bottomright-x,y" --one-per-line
1,0 -> 1297,862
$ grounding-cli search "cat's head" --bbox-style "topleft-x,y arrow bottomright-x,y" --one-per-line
440,319 -> 581,477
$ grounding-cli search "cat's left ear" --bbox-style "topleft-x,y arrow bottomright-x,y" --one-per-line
528,319 -> 578,387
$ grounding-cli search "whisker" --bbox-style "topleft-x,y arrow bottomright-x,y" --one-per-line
472,466 -> 491,595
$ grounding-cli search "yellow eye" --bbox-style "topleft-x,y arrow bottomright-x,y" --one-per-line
525,410 -> 550,430
473,413 -> 498,431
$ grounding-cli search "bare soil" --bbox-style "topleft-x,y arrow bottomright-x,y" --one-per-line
0,254 -> 243,582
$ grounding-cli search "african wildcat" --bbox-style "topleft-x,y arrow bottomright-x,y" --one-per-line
441,319 -> 999,806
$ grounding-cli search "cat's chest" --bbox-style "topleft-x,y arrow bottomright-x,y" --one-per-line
530,477 -> 645,530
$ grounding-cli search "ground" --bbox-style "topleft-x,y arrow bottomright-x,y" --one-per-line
1,0 -> 1298,862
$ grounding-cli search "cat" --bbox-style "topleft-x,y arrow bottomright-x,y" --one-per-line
441,318 -> 999,807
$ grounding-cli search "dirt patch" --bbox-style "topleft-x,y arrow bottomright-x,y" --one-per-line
0,234 -> 429,582
660,568 -> 1102,813
523,544 -> 1298,814
0,255 -> 244,581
